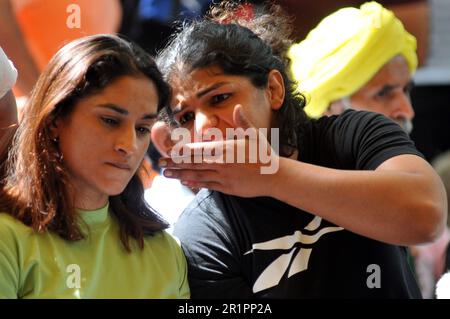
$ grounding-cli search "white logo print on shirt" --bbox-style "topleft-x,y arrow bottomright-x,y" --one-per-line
245,216 -> 344,293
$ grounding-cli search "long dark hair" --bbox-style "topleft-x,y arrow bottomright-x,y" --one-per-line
157,1 -> 308,156
0,34 -> 170,251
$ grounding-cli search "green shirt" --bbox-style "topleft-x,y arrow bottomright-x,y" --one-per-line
0,203 -> 190,298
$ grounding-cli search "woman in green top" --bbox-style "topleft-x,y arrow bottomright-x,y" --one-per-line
0,34 -> 189,298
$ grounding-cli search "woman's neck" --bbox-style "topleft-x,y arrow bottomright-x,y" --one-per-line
73,191 -> 108,211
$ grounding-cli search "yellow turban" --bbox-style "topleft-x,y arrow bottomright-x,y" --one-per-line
287,1 -> 418,118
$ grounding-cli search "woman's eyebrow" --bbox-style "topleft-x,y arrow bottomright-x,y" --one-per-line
196,82 -> 229,99
96,103 -> 157,119
96,103 -> 128,114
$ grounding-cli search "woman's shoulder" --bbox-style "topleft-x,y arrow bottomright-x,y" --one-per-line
307,109 -> 403,143
0,213 -> 32,256
313,109 -> 386,127
0,213 -> 31,235
144,230 -> 187,267
145,229 -> 183,252
151,229 -> 179,242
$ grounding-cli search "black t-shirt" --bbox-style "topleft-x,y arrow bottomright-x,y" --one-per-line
173,110 -> 423,298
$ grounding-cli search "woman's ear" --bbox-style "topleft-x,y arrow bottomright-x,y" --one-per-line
267,69 -> 285,110
49,116 -> 61,141
150,121 -> 175,157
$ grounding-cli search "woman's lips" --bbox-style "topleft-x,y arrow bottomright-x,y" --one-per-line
106,162 -> 131,170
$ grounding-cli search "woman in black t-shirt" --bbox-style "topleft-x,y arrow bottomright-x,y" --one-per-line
150,1 -> 446,298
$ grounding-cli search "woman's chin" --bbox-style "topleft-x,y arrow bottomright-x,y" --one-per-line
102,183 -> 128,197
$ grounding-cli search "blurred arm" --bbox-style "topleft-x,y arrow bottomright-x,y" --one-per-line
0,0 -> 40,95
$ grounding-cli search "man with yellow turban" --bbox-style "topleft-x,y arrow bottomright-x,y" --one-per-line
290,2 -> 450,299
288,1 -> 417,133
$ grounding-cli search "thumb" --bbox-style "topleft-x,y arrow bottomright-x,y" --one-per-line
233,104 -> 255,130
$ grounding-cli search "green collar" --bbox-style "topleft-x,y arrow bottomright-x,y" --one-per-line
77,202 -> 109,226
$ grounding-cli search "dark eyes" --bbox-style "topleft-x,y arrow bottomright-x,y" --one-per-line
174,93 -> 231,126
136,127 -> 151,135
211,93 -> 231,104
101,117 -> 150,135
375,87 -> 391,99
102,117 -> 119,126
404,82 -> 414,95
374,82 -> 414,100
178,112 -> 195,126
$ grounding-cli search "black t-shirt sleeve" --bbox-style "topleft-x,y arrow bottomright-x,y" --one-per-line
173,190 -> 253,299
308,110 -> 424,170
